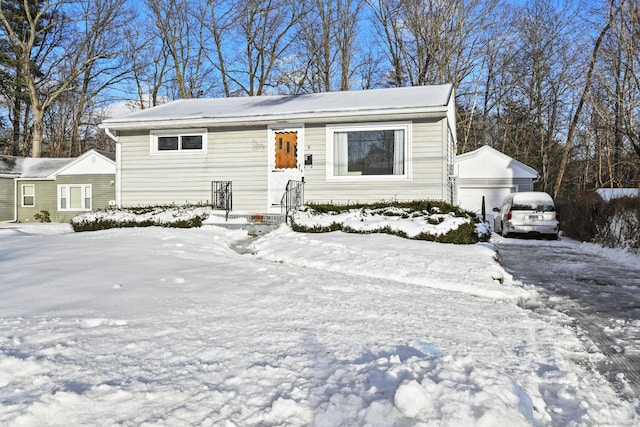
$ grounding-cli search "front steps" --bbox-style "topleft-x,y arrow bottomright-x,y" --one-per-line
206,212 -> 287,236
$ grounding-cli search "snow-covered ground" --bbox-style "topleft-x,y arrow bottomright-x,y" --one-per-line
1,221 -> 638,426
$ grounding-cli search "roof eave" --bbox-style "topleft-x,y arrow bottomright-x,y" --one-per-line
100,107 -> 449,131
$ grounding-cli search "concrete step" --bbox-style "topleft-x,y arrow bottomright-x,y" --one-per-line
206,212 -> 287,236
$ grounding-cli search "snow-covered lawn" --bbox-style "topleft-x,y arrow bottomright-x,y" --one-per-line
0,222 -> 637,426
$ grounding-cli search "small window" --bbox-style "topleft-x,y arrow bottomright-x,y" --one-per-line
151,129 -> 207,154
22,184 -> 35,207
181,135 -> 203,150
58,184 -> 92,211
158,136 -> 179,151
327,123 -> 410,179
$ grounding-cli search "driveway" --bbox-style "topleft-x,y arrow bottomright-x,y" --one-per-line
494,235 -> 640,401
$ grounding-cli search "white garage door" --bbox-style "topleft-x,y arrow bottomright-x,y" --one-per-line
458,186 -> 515,226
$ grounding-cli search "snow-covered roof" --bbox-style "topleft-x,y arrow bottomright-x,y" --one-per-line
0,156 -> 19,175
596,188 -> 639,202
100,84 -> 455,130
0,156 -> 73,178
0,150 -> 114,179
455,145 -> 538,179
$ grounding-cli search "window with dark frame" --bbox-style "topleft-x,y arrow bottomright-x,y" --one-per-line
156,134 -> 203,151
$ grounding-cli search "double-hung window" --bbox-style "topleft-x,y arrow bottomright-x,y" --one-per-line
58,184 -> 92,211
151,129 -> 207,154
22,184 -> 35,207
327,123 -> 410,179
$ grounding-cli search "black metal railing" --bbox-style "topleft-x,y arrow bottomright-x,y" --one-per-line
281,179 -> 304,224
211,181 -> 232,220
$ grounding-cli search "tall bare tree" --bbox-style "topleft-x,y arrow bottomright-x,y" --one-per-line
0,0 -> 131,157
232,0 -> 306,95
553,2 -> 615,197
145,0 -> 212,99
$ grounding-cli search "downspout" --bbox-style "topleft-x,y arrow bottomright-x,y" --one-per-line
13,178 -> 18,222
103,127 -> 121,207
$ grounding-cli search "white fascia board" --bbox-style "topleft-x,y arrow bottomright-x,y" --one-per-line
99,107 -> 449,131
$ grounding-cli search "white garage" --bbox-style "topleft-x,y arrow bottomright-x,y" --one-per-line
455,146 -> 538,228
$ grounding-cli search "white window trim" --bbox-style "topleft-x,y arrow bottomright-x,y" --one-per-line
58,184 -> 92,211
150,128 -> 208,154
21,184 -> 35,207
326,122 -> 412,181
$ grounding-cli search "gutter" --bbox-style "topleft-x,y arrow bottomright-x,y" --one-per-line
103,128 -> 121,207
13,177 -> 17,222
99,108 -> 449,132
103,127 -> 118,142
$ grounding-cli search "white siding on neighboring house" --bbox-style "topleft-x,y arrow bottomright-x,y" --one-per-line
455,146 -> 538,223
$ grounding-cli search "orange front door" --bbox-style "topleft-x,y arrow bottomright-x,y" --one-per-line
275,132 -> 297,169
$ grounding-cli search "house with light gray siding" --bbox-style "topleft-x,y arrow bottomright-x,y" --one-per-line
0,150 -> 116,223
100,85 -> 457,216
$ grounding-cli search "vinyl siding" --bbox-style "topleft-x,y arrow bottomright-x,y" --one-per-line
118,116 -> 451,211
17,175 -> 115,223
303,117 -> 447,204
0,177 -> 15,221
456,177 -> 534,192
119,126 -> 269,211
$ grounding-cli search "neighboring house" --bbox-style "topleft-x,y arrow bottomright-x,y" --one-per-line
455,145 -> 538,222
99,85 -> 457,215
0,150 -> 116,223
595,188 -> 639,202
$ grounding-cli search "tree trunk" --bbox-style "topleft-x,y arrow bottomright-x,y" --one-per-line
553,16 -> 612,198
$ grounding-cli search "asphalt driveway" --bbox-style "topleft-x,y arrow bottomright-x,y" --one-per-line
494,235 -> 640,403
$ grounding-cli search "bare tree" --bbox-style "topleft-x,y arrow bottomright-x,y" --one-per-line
553,2 -> 614,198
506,0 -> 583,193
368,0 -> 501,88
145,0 -> 212,99
201,0 -> 234,97
232,0 -> 306,95
0,0 -> 131,157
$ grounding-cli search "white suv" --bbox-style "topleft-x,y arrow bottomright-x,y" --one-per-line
493,192 -> 559,239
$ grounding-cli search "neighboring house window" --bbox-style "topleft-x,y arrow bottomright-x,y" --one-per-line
22,184 -> 35,207
58,184 -> 92,211
151,129 -> 207,153
327,123 -> 410,179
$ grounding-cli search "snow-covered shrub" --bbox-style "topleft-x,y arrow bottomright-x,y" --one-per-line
290,201 -> 486,244
595,196 -> 640,253
560,192 -> 640,253
71,205 -> 210,232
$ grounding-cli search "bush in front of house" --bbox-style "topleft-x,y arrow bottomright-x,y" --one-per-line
290,200 -> 487,244
34,210 -> 51,223
71,205 -> 209,232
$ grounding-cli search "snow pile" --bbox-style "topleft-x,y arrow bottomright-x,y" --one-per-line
250,227 -> 520,300
0,223 -> 638,426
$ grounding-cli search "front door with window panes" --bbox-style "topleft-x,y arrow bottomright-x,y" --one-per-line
268,128 -> 303,211
275,132 -> 297,169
